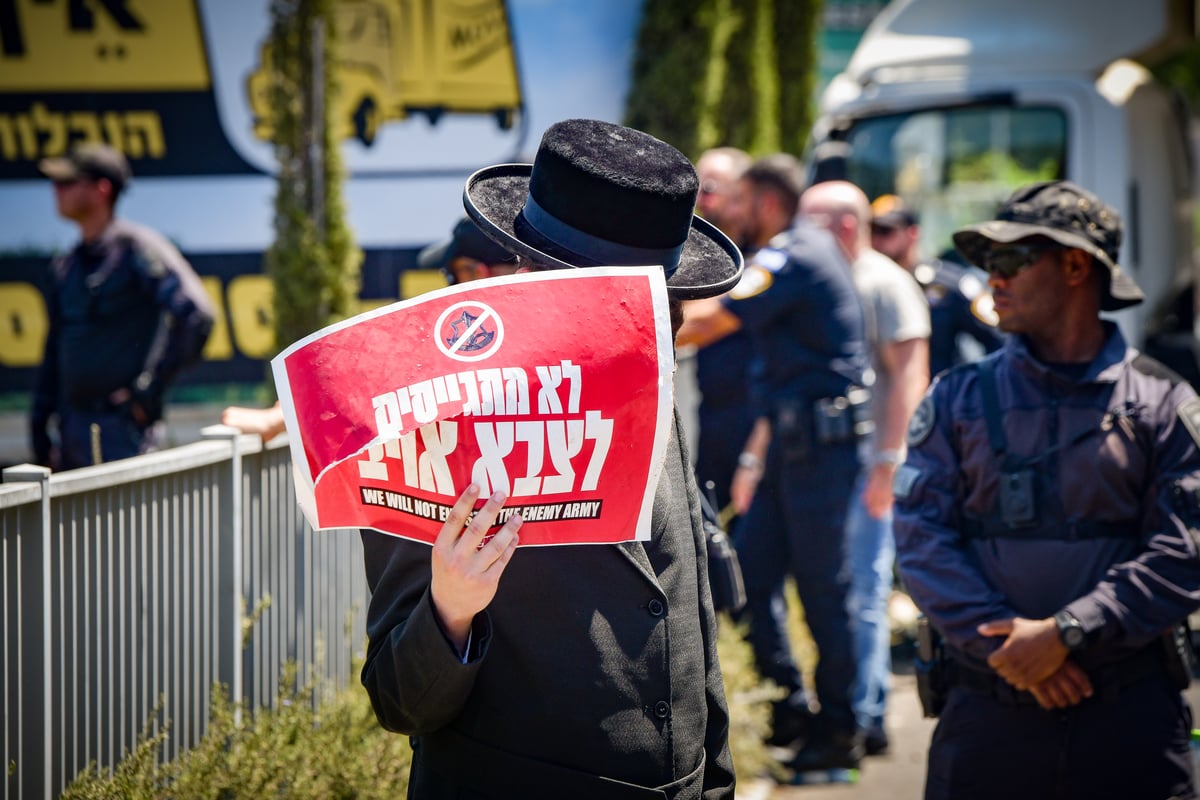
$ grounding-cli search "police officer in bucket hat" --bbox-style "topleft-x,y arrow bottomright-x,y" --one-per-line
894,180 -> 1200,800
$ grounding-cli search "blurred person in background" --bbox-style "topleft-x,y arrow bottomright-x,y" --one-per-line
869,194 -> 1003,378
32,143 -> 213,470
801,180 -> 930,761
694,147 -> 752,249
679,180 -> 870,775
687,153 -> 801,519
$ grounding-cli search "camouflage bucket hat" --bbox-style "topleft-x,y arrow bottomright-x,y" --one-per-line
952,180 -> 1143,311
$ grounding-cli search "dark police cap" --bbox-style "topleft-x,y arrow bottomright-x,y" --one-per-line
418,217 -> 518,274
463,118 -> 743,300
39,143 -> 132,194
870,194 -> 918,230
953,180 -> 1143,311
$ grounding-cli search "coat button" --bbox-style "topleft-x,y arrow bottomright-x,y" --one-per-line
648,598 -> 665,617
654,700 -> 670,719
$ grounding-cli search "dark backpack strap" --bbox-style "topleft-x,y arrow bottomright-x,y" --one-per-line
976,357 -> 1006,457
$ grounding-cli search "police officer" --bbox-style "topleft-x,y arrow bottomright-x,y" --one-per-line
870,194 -> 1004,377
680,217 -> 871,773
894,180 -> 1200,800
33,143 -> 213,470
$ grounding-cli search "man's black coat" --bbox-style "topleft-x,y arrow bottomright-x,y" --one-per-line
361,412 -> 735,799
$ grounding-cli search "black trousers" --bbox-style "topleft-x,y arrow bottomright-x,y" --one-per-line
735,437 -> 859,733
926,673 -> 1195,800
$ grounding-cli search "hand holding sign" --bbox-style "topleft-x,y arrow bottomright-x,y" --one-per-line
431,484 -> 522,651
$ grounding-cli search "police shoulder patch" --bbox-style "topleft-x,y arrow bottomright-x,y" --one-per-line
1177,396 -> 1200,447
907,394 -> 936,447
729,264 -> 774,300
755,248 -> 789,273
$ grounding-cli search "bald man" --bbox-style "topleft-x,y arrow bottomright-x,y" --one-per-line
801,180 -> 930,757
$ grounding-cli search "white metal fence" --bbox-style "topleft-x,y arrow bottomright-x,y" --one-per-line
1,428 -> 370,800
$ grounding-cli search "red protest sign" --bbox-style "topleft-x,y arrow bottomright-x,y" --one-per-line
272,267 -> 674,546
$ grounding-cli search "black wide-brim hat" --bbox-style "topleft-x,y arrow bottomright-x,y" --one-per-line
464,118 -> 743,300
953,180 -> 1143,311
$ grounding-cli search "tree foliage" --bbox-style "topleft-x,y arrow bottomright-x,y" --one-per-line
626,0 -> 824,159
264,0 -> 362,357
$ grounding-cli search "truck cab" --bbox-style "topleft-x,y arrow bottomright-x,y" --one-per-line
810,0 -> 1196,367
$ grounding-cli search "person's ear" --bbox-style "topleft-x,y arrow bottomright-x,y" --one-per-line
1061,248 -> 1092,287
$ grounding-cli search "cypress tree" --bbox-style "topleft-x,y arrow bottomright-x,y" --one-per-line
264,0 -> 362,356
627,0 -> 824,160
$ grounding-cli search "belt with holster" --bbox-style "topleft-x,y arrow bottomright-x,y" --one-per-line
771,387 -> 871,460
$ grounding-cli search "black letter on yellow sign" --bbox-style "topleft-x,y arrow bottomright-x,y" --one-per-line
69,0 -> 144,32
1,0 -> 143,57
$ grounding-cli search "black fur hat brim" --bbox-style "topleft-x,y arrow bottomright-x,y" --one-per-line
464,164 -> 744,300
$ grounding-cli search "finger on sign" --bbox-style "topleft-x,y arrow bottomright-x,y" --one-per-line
461,490 -> 509,549
483,519 -> 522,574
435,484 -> 482,550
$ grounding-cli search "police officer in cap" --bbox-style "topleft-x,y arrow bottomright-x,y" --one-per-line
894,180 -> 1200,799
869,194 -> 1003,378
418,216 -> 520,286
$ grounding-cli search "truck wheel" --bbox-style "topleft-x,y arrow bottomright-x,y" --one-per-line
354,97 -> 379,147
496,108 -> 515,130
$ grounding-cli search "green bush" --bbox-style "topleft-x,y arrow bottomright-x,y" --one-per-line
63,627 -> 779,797
61,666 -> 411,799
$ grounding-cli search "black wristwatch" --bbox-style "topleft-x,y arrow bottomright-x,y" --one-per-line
1054,610 -> 1087,652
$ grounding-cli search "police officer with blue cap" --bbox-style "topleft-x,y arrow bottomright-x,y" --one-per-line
894,180 -> 1200,799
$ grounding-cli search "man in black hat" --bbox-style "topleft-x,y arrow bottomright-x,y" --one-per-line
359,119 -> 741,798
894,180 -> 1200,799
32,142 -> 213,469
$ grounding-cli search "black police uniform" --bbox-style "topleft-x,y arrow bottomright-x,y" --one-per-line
722,221 -> 870,744
31,219 -> 213,469
694,326 -> 757,514
894,325 -> 1200,800
912,256 -> 1004,377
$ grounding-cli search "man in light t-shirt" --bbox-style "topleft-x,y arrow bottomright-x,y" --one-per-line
801,180 -> 930,759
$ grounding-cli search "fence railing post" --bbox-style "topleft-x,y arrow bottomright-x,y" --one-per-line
4,463 -> 53,800
201,426 -> 244,718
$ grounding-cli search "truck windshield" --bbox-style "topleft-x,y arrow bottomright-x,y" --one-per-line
831,104 -> 1067,263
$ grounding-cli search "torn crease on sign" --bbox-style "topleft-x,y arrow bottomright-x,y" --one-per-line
270,267 -> 676,547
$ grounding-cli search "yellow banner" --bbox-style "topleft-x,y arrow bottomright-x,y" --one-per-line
0,0 -> 210,91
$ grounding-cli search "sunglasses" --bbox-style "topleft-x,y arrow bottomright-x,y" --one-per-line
981,243 -> 1052,279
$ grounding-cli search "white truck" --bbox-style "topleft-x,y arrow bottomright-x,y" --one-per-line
809,0 -> 1198,376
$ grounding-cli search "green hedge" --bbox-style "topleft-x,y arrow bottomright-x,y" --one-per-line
61,627 -> 780,796
626,0 -> 824,159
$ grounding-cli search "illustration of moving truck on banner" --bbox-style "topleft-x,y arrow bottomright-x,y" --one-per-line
246,0 -> 523,146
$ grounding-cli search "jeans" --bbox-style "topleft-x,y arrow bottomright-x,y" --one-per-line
845,472 -> 895,731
